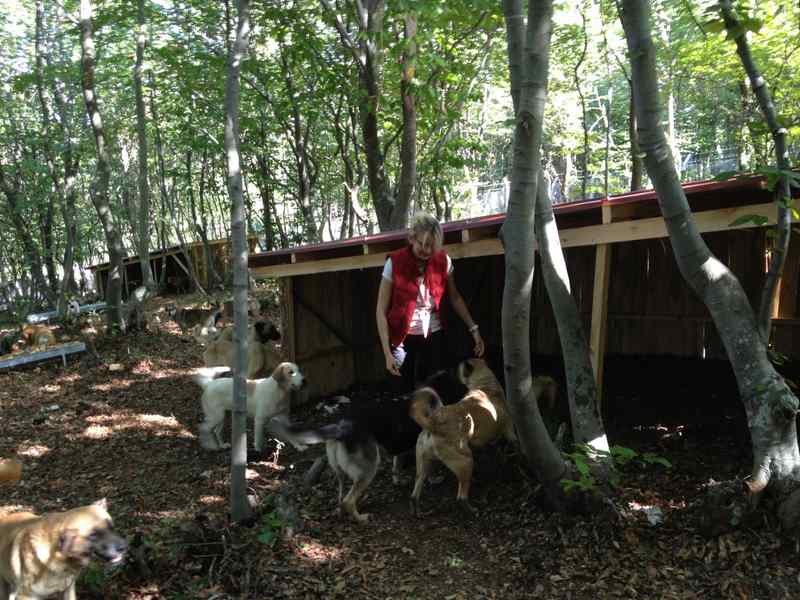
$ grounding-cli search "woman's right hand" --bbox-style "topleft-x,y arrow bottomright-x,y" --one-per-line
385,352 -> 401,376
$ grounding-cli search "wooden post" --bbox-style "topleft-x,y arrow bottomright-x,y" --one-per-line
589,204 -> 613,409
282,277 -> 296,362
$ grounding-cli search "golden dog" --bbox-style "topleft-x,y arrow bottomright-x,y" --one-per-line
0,499 -> 127,600
409,359 -> 556,515
202,321 -> 281,379
0,460 -> 21,485
21,325 -> 55,351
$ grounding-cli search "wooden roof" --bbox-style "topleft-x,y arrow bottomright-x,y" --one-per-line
250,175 -> 777,279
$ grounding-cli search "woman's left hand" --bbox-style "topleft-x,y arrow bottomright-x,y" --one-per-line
472,331 -> 485,357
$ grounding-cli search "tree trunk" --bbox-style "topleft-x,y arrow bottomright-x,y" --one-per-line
0,167 -> 51,305
718,1 -> 792,346
500,0 -> 567,507
188,150 -> 223,290
627,79 -> 643,192
319,0 -> 409,232
396,12 -> 417,226
80,0 -> 124,328
224,0 -> 252,524
620,0 -> 800,529
134,0 -> 156,293
505,0 -> 609,467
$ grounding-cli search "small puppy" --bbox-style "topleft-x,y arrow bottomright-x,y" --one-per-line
409,359 -> 555,515
192,362 -> 307,453
21,324 -> 55,351
202,320 -> 281,378
0,499 -> 127,600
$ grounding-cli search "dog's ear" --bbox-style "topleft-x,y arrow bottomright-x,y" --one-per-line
272,363 -> 289,387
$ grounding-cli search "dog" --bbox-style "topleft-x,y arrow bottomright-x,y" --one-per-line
21,324 -> 55,351
166,302 -> 223,335
0,460 -> 21,485
288,369 -> 468,523
409,365 -> 557,516
0,499 -> 127,600
202,320 -> 281,378
192,362 -> 307,453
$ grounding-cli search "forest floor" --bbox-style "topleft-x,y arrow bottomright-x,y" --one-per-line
1,300 -> 799,599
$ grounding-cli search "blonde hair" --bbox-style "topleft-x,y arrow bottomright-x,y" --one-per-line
409,212 -> 443,248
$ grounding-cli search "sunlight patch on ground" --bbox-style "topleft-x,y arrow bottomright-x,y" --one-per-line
16,443 -> 50,458
199,495 -> 225,506
134,509 -> 192,522
295,539 -> 344,564
55,372 -> 82,385
91,379 -> 136,392
40,383 -> 61,394
75,412 -> 195,440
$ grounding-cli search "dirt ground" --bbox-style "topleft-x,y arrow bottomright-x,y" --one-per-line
1,307 -> 799,599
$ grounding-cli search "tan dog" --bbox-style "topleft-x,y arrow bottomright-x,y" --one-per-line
409,359 -> 556,515
21,325 -> 55,351
192,362 -> 307,453
0,460 -> 21,485
202,320 -> 281,378
0,499 -> 127,600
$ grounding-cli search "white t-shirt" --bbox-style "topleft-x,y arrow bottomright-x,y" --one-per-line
383,255 -> 453,338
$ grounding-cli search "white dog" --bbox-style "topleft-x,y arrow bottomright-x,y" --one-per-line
192,362 -> 307,453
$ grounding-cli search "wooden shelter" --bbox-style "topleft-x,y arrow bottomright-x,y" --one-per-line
249,176 -> 799,400
90,236 -> 257,298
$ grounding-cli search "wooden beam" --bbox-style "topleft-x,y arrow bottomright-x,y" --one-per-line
282,278 -> 296,362
251,203 -> 777,279
589,203 -> 613,407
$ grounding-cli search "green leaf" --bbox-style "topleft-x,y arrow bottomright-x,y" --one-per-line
642,453 -> 672,468
705,20 -> 726,33
729,214 -> 768,227
712,170 -> 740,181
258,529 -> 276,545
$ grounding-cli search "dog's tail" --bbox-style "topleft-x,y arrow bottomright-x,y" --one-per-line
409,386 -> 444,432
192,366 -> 231,389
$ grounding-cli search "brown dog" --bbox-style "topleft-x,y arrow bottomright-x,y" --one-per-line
0,460 -> 21,485
21,325 -> 55,351
409,359 -> 556,515
166,302 -> 223,335
0,499 -> 127,600
202,320 -> 281,378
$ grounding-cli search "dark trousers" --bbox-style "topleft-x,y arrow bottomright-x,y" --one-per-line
392,330 -> 445,394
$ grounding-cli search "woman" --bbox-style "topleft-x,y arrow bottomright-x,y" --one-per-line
376,212 -> 485,390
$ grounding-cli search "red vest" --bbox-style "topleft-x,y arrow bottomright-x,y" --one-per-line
386,246 -> 448,347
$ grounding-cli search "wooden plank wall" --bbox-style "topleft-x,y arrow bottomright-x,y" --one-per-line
288,229 -> 800,397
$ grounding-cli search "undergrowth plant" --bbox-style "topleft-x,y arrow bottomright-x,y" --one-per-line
561,443 -> 672,495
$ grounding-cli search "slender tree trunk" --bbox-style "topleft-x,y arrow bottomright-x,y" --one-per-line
188,150 -> 222,290
620,0 -> 800,529
574,10 -> 589,200
396,12 -> 417,226
627,78 -> 643,191
0,168 -> 51,305
718,1 -> 792,345
225,0 -> 252,524
500,0 -> 567,507
504,0 -> 609,461
80,0 -> 124,327
134,0 -> 155,293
